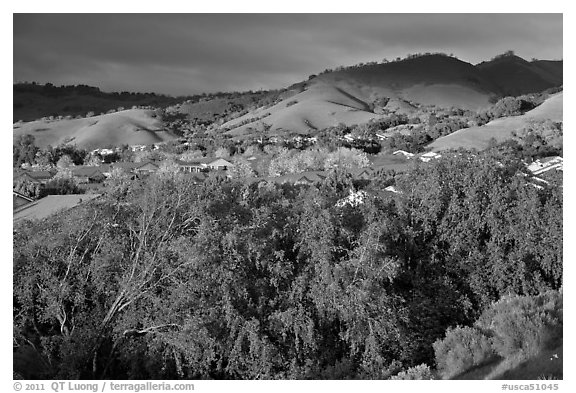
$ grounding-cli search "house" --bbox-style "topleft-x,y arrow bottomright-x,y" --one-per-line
174,158 -> 211,173
91,148 -> 116,156
393,150 -> 415,159
419,152 -> 442,162
207,158 -> 235,171
14,170 -> 56,185
13,194 -> 101,223
129,145 -> 148,152
71,166 -> 107,184
527,156 -> 563,175
375,133 -> 388,141
133,161 -> 160,175
349,167 -> 374,180
384,185 -> 401,194
268,171 -> 327,185
13,191 -> 34,210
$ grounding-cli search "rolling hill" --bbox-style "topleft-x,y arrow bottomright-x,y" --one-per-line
220,54 -> 562,137
13,53 -> 563,148
428,92 -> 563,152
476,55 -> 563,96
13,83 -> 184,123
13,109 -> 178,149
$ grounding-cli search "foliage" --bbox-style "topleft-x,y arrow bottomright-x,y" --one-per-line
433,326 -> 496,379
14,178 -> 43,199
40,173 -> 82,197
56,155 -> 74,169
475,290 -> 563,358
13,150 -> 562,380
390,364 -> 435,380
14,135 -> 39,168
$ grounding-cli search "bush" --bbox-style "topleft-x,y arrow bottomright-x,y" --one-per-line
390,364 -> 435,380
433,326 -> 496,379
475,290 -> 563,358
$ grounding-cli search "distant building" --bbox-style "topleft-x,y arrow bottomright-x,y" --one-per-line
266,171 -> 327,185
384,185 -> 401,194
13,170 -> 56,185
207,158 -> 235,171
349,167 -> 374,180
13,194 -> 101,223
419,152 -> 442,162
393,150 -> 415,159
174,159 -> 209,173
134,161 -> 160,175
70,166 -> 107,184
13,190 -> 33,210
527,156 -> 563,175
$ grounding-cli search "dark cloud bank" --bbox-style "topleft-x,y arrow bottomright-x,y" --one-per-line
14,14 -> 563,96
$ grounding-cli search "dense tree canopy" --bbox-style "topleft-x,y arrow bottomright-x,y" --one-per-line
13,151 -> 562,379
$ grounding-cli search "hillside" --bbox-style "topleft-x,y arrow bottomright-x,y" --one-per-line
476,55 -> 563,96
219,54 -> 562,137
13,109 -> 178,149
13,83 -> 184,122
14,54 -> 563,146
428,92 -> 563,152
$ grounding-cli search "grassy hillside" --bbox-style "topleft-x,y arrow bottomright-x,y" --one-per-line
14,54 -> 563,145
13,109 -> 178,149
429,92 -> 563,152
220,55 -> 506,137
219,54 -> 562,137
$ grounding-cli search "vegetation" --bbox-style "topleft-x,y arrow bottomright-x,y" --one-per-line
13,149 -> 562,379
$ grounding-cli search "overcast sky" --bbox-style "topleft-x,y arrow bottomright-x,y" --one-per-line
13,14 -> 563,96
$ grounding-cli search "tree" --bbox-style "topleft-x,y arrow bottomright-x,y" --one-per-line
56,154 -> 74,169
14,134 -> 38,168
84,154 -> 102,167
229,158 -> 255,179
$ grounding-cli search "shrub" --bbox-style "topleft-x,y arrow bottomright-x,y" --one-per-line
390,364 -> 435,380
433,326 -> 496,379
475,290 -> 563,358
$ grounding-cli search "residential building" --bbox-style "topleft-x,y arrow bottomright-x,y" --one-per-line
13,191 -> 33,210
13,194 -> 101,223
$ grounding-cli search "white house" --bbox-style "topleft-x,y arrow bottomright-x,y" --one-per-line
527,156 -> 563,175
419,152 -> 442,162
393,150 -> 415,159
207,158 -> 235,171
384,185 -> 401,194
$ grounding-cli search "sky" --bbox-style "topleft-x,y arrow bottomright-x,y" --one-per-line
13,13 -> 563,96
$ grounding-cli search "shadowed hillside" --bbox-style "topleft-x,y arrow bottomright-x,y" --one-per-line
476,54 -> 563,96
13,83 -> 184,123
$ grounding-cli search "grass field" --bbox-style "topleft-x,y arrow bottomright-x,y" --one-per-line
13,109 -> 178,149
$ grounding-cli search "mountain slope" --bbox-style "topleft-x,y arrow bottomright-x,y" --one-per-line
13,83 -> 182,123
221,55 -> 504,137
13,109 -> 178,149
476,55 -> 563,96
428,92 -> 563,152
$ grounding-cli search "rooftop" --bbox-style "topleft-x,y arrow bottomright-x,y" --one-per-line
13,194 -> 101,223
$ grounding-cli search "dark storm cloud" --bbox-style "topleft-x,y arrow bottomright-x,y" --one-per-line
13,14 -> 562,96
